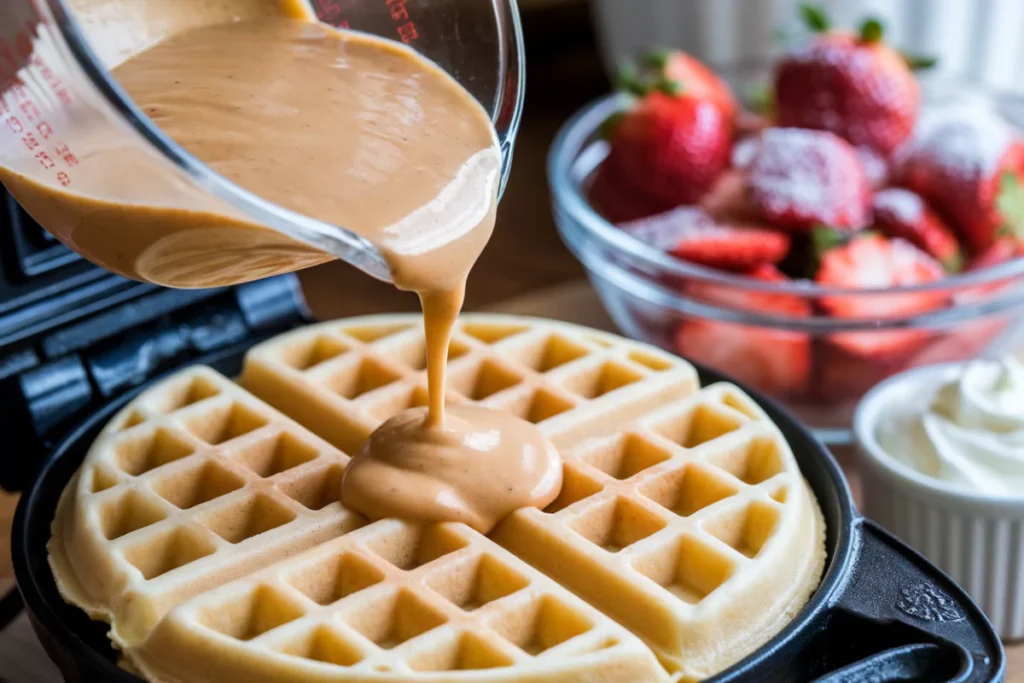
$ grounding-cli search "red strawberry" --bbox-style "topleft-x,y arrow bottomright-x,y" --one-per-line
747,128 -> 872,231
873,188 -> 963,271
675,265 -> 811,396
774,10 -> 919,154
898,107 -> 1024,254
620,50 -> 738,122
589,162 -> 664,223
816,232 -> 947,356
603,92 -> 732,211
620,207 -> 790,271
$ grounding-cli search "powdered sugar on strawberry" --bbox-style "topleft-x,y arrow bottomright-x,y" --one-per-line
904,104 -> 1015,184
874,187 -> 924,225
748,128 -> 871,230
619,207 -> 715,249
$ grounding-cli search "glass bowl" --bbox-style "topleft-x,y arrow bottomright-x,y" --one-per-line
548,76 -> 1024,445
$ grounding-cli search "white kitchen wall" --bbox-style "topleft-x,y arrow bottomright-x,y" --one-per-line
591,0 -> 1024,92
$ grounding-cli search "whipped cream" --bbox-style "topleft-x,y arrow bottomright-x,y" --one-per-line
877,356 -> 1024,495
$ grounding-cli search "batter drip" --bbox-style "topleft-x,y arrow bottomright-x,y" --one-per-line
1,5 -> 562,532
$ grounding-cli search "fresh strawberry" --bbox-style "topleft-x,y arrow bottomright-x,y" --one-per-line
898,107 -> 1024,254
589,161 -> 665,223
873,188 -> 963,271
675,265 -> 811,396
620,50 -> 738,122
747,128 -> 872,232
602,92 -> 732,211
619,207 -> 790,271
816,232 -> 947,356
774,8 -> 920,154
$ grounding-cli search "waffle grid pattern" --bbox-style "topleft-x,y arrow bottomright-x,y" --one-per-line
50,315 -> 825,683
491,383 -> 819,675
148,520 -> 652,679
56,368 -> 365,642
241,317 -> 697,456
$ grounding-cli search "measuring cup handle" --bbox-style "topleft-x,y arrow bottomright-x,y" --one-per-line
809,519 -> 1004,683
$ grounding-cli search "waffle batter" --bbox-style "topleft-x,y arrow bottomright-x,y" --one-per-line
3,1 -> 561,532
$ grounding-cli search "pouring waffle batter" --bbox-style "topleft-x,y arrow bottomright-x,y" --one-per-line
4,0 -> 564,534
36,1 -> 827,681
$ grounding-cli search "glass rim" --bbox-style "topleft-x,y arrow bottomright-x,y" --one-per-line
548,92 -> 1024,299
41,0 -> 526,284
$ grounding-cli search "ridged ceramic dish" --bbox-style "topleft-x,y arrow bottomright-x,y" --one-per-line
855,363 -> 1024,640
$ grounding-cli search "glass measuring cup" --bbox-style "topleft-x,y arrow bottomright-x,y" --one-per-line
0,0 -> 525,287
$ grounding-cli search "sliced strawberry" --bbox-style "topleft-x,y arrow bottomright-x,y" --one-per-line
898,106 -> 1024,254
873,188 -> 963,271
747,128 -> 872,231
774,11 -> 920,154
619,207 -> 790,271
816,233 -> 947,356
603,92 -> 732,211
675,320 -> 811,397
814,341 -> 913,402
675,265 -> 811,396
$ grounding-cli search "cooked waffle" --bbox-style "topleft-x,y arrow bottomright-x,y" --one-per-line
50,314 -> 826,683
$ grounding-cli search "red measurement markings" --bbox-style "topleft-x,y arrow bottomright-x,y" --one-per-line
35,150 -> 54,169
54,143 -> 78,166
56,171 -> 70,187
36,121 -> 52,139
6,115 -> 23,134
385,0 -> 418,43
21,132 -> 39,151
30,54 -> 73,105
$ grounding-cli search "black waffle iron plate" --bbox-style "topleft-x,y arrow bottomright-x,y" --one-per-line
10,346 -> 1007,682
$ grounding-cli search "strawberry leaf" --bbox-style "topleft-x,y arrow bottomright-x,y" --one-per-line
943,251 -> 965,274
643,49 -> 672,69
654,77 -> 684,96
614,64 -> 647,97
903,53 -> 939,71
997,171 -> 1024,239
859,17 -> 884,43
812,226 -> 850,256
747,83 -> 775,116
799,3 -> 831,32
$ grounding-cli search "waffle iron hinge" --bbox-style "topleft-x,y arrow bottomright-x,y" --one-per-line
0,274 -> 310,493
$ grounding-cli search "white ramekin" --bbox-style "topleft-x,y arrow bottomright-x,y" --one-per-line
854,362 -> 1024,641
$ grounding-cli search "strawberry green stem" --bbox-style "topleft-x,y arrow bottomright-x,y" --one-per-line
799,3 -> 830,33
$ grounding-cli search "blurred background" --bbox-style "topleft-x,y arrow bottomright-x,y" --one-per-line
592,0 -> 1024,91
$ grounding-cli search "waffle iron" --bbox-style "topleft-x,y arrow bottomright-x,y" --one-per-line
0,183 -> 1007,682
